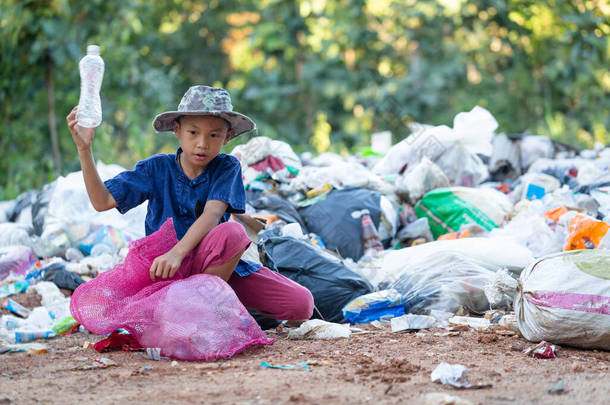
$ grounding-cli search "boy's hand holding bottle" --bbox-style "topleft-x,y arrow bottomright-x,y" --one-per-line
66,106 -> 96,152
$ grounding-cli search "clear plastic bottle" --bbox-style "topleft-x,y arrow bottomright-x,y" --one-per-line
360,209 -> 384,255
76,45 -> 104,128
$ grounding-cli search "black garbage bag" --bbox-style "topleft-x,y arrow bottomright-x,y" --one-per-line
250,194 -> 307,231
298,187 -> 383,260
258,228 -> 373,323
32,182 -> 56,236
8,190 -> 38,223
43,262 -> 85,291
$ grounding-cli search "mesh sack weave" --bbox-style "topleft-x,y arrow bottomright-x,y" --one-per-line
70,218 -> 274,361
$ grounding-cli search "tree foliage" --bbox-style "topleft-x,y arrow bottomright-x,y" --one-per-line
1,0 -> 609,199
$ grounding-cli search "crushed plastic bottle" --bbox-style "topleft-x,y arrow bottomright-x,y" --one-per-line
76,45 -> 104,128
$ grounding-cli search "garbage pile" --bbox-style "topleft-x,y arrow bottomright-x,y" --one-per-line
1,105 -> 609,359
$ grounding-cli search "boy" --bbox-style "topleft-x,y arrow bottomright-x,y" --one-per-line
66,85 -> 313,321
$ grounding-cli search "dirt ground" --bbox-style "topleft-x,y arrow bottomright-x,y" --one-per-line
1,292 -> 609,405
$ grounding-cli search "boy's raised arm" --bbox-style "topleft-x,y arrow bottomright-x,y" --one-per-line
66,106 -> 117,212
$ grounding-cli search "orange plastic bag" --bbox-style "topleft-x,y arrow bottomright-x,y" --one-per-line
543,206 -> 569,223
438,229 -> 471,241
564,214 -> 610,251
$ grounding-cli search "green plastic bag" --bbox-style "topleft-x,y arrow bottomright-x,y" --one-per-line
414,187 -> 511,239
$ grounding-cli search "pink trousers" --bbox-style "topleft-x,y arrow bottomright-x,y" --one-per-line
190,222 -> 314,321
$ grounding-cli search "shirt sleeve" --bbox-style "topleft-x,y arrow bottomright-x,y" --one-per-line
207,156 -> 246,214
104,159 -> 152,214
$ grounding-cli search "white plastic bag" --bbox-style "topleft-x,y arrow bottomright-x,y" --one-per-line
395,157 -> 449,203
287,319 -> 351,340
373,105 -> 497,176
520,135 -> 554,170
380,237 -> 533,287
390,251 -> 509,315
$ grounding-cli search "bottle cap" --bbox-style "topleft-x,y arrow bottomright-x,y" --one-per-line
86,45 -> 101,55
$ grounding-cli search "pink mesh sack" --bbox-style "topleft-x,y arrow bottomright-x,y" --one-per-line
70,218 -> 274,361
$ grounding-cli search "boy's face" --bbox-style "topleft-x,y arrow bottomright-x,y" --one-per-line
174,115 -> 233,172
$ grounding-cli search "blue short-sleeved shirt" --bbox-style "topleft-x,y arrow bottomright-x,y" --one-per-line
104,148 -> 260,277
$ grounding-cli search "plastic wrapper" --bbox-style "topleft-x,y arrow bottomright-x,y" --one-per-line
0,245 -> 36,281
511,173 -> 561,202
390,314 -> 436,332
70,218 -> 274,361
564,214 -> 609,251
34,281 -> 71,320
342,289 -> 404,324
77,225 -> 128,255
390,251 -> 510,315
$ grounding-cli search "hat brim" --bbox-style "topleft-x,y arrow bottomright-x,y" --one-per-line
152,110 -> 256,139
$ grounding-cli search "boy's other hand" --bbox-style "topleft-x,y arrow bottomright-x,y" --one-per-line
150,249 -> 185,281
66,106 -> 95,152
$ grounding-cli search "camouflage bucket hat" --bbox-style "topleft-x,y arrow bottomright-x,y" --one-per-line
152,85 -> 256,139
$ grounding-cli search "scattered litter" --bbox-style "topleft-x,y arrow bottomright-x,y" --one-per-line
287,319 -> 352,340
139,348 -> 170,361
260,361 -> 309,371
430,362 -> 492,389
548,380 -> 565,395
0,280 -> 29,299
342,289 -> 404,324
430,362 -> 471,388
448,316 -> 490,331
391,314 -> 437,332
1,298 -> 31,318
522,341 -> 557,359
93,330 -> 144,353
51,316 -> 79,335
3,104 -> 610,384
0,342 -> 48,354
93,357 -> 118,368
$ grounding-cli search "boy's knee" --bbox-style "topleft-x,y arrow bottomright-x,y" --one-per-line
285,286 -> 314,321
211,222 -> 249,245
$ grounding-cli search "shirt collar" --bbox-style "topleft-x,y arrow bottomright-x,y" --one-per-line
174,147 -> 214,185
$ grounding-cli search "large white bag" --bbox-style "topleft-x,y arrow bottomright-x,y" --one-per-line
373,237 -> 534,289
489,250 -> 610,350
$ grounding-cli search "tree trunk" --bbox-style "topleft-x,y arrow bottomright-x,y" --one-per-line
46,61 -> 61,174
